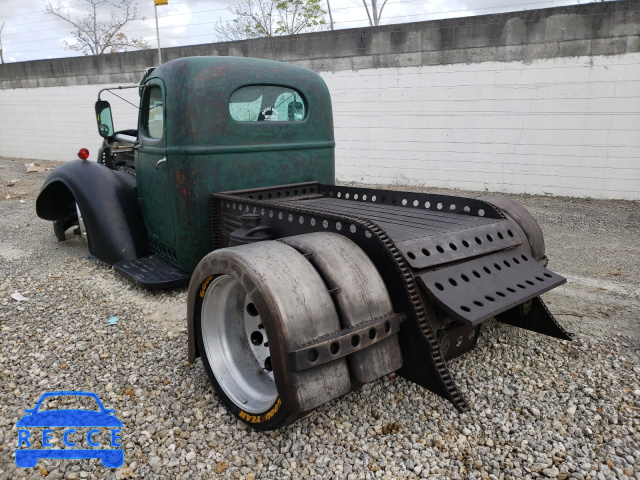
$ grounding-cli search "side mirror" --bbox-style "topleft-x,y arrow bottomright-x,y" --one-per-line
95,100 -> 114,138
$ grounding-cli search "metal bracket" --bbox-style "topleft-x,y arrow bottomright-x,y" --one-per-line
287,313 -> 403,372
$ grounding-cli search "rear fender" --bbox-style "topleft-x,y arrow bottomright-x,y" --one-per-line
478,195 -> 546,262
36,160 -> 149,265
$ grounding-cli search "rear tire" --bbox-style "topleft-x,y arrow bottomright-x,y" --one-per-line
193,240 -> 351,430
281,233 -> 402,383
479,195 -> 545,261
195,273 -> 296,430
51,202 -> 88,244
53,220 -> 71,242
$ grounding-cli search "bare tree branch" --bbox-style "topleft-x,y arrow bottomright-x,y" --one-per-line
45,0 -> 150,55
362,0 -> 373,27
213,0 -> 327,42
362,0 -> 387,26
377,0 -> 388,24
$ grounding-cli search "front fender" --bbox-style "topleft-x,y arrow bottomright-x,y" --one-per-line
36,160 -> 149,265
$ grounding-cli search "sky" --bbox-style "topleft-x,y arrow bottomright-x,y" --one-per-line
0,0 -> 594,63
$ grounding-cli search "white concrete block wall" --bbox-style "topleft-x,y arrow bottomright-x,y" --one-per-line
0,53 -> 638,199
324,53 -> 640,200
0,84 -> 140,162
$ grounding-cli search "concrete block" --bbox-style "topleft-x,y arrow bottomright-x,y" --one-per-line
528,14 -> 591,43
501,17 -> 527,45
592,36 -> 640,55
559,39 -> 592,57
418,27 -> 442,52
521,43 -> 560,62
467,47 -> 500,64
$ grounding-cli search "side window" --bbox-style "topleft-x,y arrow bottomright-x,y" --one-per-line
145,86 -> 164,139
229,86 -> 306,122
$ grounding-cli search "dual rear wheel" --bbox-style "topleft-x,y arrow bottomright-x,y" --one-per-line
193,233 -> 398,430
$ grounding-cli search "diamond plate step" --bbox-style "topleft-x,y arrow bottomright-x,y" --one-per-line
114,255 -> 190,289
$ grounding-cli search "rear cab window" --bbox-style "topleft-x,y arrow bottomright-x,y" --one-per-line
229,86 -> 306,122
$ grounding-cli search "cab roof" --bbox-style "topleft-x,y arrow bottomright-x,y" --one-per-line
144,56 -> 334,150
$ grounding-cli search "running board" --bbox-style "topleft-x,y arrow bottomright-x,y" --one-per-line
114,255 -> 190,289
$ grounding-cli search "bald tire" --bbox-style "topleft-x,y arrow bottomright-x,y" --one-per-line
193,240 -> 350,430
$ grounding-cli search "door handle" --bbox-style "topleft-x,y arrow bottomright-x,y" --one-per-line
155,157 -> 167,169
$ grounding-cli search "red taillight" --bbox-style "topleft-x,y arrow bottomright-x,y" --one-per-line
77,148 -> 90,160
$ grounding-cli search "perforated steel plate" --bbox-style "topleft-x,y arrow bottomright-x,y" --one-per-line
396,221 -> 521,269
416,249 -> 566,326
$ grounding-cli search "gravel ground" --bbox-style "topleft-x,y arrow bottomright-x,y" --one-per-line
0,156 -> 638,480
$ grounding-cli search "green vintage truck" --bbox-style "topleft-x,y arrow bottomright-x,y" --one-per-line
36,56 -> 571,430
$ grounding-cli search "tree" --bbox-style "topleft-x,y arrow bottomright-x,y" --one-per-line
45,0 -> 150,55
213,0 -> 328,42
362,0 -> 387,27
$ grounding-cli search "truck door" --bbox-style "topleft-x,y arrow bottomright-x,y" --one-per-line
136,80 -> 177,250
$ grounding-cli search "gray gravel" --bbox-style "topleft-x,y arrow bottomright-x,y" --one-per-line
1,157 -> 639,480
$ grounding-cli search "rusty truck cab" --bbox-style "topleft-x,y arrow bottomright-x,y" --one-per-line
134,56 -> 335,273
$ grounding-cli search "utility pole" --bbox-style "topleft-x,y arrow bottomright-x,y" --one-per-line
154,0 -> 168,65
0,22 -> 5,64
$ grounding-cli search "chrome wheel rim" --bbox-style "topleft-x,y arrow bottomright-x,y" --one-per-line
201,275 -> 276,413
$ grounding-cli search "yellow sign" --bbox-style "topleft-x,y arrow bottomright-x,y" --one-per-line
154,0 -> 168,5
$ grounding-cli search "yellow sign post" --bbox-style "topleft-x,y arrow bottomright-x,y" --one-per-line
153,0 -> 167,64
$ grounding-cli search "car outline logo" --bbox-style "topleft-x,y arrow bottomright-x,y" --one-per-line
15,391 -> 123,468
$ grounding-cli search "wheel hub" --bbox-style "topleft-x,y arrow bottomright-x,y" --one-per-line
200,275 -> 277,414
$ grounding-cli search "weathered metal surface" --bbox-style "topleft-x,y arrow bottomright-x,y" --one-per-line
281,232 -> 403,383
136,57 -> 335,273
497,296 -> 572,341
296,197 -> 520,269
200,182 -> 570,413
315,184 -> 503,219
229,213 -> 272,246
208,184 -> 479,412
35,160 -> 150,265
396,222 -> 521,269
480,195 -> 547,261
190,241 -> 351,414
286,313 -> 403,372
416,249 -> 566,326
425,309 -> 481,361
114,255 -> 190,289
225,182 -> 515,270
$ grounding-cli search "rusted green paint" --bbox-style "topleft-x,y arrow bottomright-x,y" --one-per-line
135,57 -> 335,272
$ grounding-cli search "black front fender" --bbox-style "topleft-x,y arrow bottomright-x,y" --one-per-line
36,160 -> 149,265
